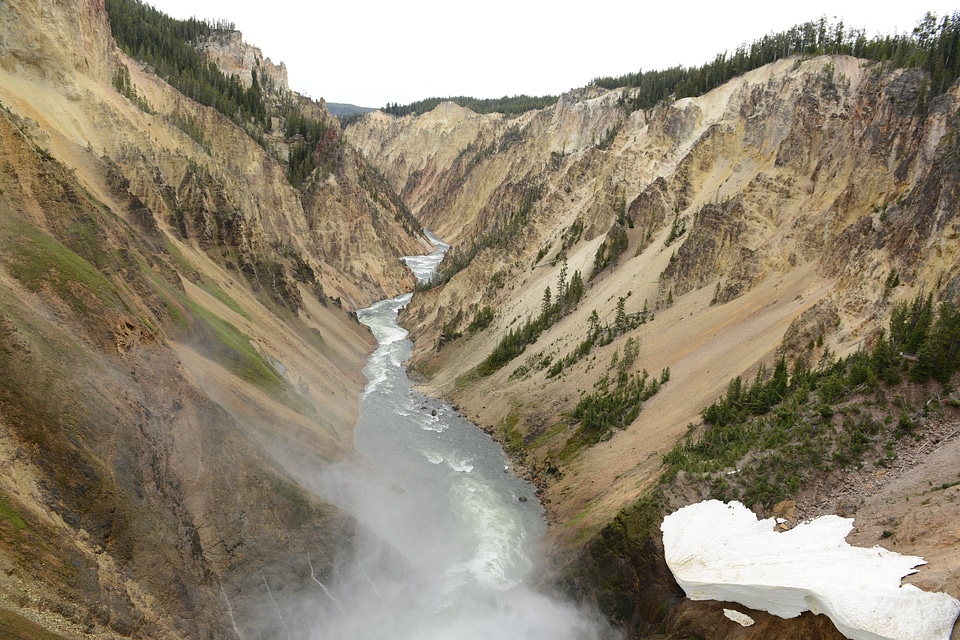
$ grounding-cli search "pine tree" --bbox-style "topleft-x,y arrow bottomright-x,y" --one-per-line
557,258 -> 568,302
541,286 -> 552,323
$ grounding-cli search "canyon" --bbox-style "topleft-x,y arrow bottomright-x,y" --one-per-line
0,0 -> 957,638
348,52 -> 960,638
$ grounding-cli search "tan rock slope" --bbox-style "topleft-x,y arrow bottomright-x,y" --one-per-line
349,56 -> 960,637
0,0 -> 429,637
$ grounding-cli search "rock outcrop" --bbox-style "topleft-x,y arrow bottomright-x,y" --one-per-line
198,29 -> 289,94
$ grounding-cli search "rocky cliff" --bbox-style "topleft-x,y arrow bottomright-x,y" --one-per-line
0,0 -> 429,637
349,56 -> 960,637
198,30 -> 289,95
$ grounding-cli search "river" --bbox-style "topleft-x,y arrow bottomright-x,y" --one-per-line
307,233 -> 612,639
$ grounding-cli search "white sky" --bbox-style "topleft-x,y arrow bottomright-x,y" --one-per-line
144,0 -> 959,107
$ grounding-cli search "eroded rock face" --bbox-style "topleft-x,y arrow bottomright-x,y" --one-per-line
198,30 -> 289,92
0,103 -> 360,638
0,0 -> 112,82
352,57 -> 960,370
0,0 -> 431,636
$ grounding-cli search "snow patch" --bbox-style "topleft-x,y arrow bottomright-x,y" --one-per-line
660,500 -> 960,640
722,609 -> 754,627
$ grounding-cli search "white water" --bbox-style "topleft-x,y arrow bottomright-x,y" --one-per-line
301,233 -> 614,640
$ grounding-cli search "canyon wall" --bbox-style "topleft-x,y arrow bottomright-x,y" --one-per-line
349,56 -> 960,637
0,0 -> 429,636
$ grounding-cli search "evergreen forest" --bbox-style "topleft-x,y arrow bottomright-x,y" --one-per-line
105,0 -> 343,187
382,94 -> 558,117
105,0 -> 268,128
595,12 -> 960,112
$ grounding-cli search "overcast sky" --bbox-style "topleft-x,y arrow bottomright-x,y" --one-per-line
145,0 -> 959,108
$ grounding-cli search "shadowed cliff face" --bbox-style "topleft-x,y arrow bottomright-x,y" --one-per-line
348,56 -> 960,637
0,102 -> 355,638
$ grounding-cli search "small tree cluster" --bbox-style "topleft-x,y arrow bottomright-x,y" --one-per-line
889,293 -> 960,383
112,64 -> 154,113
664,211 -> 686,246
476,262 -> 585,376
662,290 -> 960,509
553,218 -> 585,264
590,225 -> 629,280
284,109 -> 334,187
568,367 -> 671,447
466,306 -> 494,333
545,297 -> 651,378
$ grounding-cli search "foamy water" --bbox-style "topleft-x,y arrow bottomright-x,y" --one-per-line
401,230 -> 449,283
301,233 -> 615,640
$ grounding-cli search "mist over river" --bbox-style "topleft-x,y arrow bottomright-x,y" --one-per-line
303,234 -> 614,639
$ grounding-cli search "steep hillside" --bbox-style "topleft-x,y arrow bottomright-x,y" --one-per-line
349,55 -> 960,637
0,0 -> 429,637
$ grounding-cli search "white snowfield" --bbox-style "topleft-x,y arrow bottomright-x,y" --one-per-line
660,500 -> 960,640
